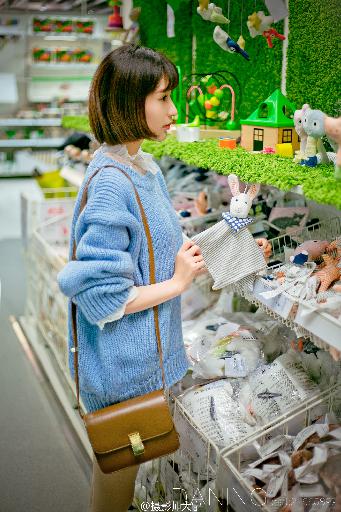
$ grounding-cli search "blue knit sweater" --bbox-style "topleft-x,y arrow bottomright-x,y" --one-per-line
57,151 -> 189,412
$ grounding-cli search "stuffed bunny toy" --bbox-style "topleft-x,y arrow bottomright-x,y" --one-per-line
228,173 -> 260,218
192,174 -> 266,290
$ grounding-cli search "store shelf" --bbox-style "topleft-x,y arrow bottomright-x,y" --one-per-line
60,165 -> 84,187
242,276 -> 341,351
222,214 -> 341,354
57,117 -> 341,209
0,26 -> 22,36
30,62 -> 97,71
0,138 -> 64,150
28,31 -> 114,41
219,387 -> 339,511
0,118 -> 62,127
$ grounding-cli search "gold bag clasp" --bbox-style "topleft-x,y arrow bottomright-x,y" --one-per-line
128,432 -> 145,456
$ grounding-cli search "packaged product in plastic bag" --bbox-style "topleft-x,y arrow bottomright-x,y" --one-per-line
179,380 -> 256,448
191,328 -> 264,380
240,351 -> 320,424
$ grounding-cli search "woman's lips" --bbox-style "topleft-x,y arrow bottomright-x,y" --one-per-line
163,124 -> 171,130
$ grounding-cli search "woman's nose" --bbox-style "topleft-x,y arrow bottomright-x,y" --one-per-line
169,98 -> 178,117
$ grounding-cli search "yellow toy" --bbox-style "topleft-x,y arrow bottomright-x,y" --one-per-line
198,0 -> 209,10
276,143 -> 293,158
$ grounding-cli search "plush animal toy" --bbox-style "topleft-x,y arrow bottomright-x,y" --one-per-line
293,104 -> 310,163
192,174 -> 266,290
324,115 -> 341,180
291,240 -> 329,264
298,109 -> 336,167
247,10 -> 285,47
314,255 -> 341,293
213,26 -> 250,61
262,27 -> 285,48
228,173 -> 259,218
197,2 -> 229,24
247,11 -> 273,37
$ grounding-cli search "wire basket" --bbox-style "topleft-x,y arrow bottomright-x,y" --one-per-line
268,216 -> 341,263
21,186 -> 76,249
25,214 -> 72,384
132,385 -> 339,511
218,385 -> 340,512
229,217 -> 341,350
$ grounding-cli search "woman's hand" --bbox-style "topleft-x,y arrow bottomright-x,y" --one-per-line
256,237 -> 272,260
172,241 -> 207,292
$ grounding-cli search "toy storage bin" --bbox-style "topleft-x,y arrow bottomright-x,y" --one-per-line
21,186 -> 76,248
217,385 -> 340,512
144,386 -> 338,511
25,214 -> 72,384
230,216 -> 341,350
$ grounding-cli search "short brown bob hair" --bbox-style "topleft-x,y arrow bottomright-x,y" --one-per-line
88,44 -> 178,145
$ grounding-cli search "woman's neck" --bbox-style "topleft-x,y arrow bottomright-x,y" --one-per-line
125,139 -> 143,156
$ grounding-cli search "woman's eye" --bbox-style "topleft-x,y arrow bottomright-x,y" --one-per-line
161,95 -> 168,101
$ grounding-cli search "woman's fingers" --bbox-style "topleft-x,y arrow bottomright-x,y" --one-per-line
186,244 -> 202,256
181,240 -> 194,252
196,265 -> 208,275
193,255 -> 204,263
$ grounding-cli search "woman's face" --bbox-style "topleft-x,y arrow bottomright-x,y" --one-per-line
145,77 -> 178,141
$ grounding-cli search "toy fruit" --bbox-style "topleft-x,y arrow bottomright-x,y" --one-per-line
206,110 -> 217,119
204,100 -> 213,110
214,89 -> 224,100
207,84 -> 217,94
210,96 -> 220,107
197,94 -> 205,106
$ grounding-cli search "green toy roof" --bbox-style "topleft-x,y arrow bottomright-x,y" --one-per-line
241,89 -> 296,128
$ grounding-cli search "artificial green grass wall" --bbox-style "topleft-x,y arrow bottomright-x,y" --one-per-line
134,0 -> 284,119
192,0 -> 284,120
286,0 -> 341,116
132,0 -> 193,78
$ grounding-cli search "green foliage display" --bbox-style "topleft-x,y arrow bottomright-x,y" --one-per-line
286,0 -> 341,116
132,0 -> 193,78
62,115 -> 90,132
142,137 -> 341,209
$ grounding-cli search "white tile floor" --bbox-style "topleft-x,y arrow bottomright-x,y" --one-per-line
0,178 -> 90,511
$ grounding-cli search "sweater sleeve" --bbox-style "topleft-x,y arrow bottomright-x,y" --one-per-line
57,169 -> 141,325
97,285 -> 138,329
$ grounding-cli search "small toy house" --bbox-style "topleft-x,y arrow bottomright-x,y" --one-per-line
240,89 -> 300,153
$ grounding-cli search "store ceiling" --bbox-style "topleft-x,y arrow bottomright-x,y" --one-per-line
0,0 -> 111,13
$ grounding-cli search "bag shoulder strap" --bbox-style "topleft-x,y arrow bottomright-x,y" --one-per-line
71,164 -> 166,417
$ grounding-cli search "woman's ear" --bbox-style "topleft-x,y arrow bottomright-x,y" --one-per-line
247,183 -> 260,201
228,174 -> 240,196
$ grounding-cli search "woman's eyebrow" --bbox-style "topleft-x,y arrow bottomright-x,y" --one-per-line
156,86 -> 171,93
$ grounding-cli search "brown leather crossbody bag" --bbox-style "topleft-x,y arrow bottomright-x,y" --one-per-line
71,164 -> 180,474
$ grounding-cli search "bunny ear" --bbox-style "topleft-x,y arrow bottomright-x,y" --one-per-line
247,183 -> 260,201
228,174 -> 240,196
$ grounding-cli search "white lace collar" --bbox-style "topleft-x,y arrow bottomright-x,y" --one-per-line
98,143 -> 159,176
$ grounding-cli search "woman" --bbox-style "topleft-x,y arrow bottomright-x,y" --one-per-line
58,44 -> 206,512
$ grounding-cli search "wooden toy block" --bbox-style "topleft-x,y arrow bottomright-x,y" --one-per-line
218,138 -> 237,149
